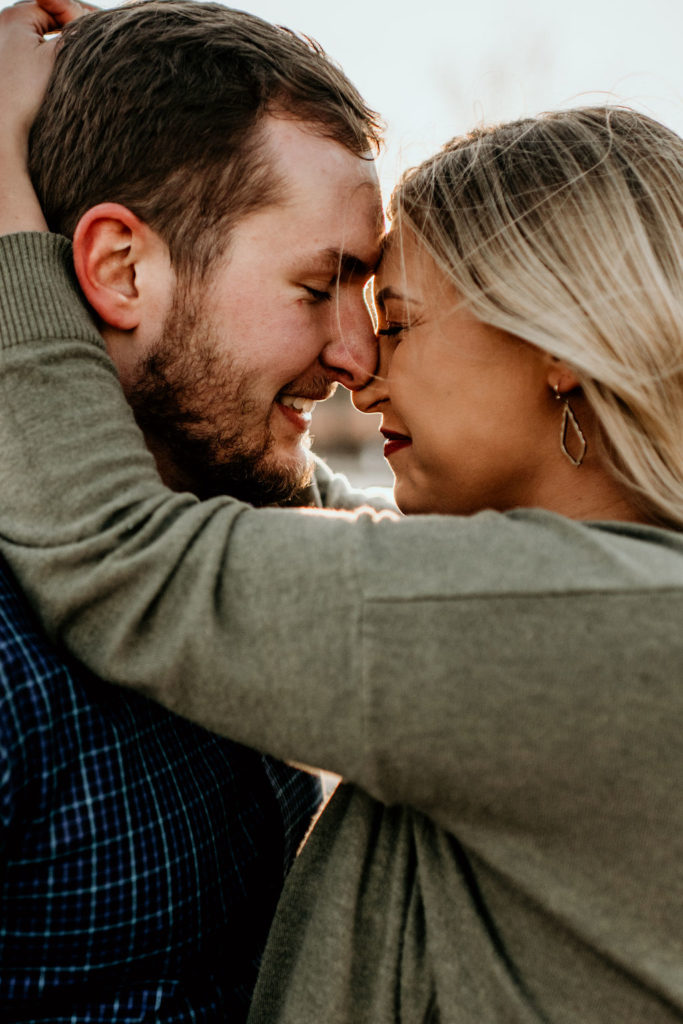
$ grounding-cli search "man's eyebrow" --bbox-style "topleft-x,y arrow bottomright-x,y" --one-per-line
305,247 -> 379,279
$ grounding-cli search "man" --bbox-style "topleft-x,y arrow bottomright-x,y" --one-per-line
29,0 -> 384,506
0,2 -> 387,1020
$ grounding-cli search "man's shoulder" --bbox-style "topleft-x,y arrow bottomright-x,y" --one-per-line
0,555 -> 318,815
0,555 -> 198,769
0,556 -> 70,709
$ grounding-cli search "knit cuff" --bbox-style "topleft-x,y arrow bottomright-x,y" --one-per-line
0,232 -> 101,350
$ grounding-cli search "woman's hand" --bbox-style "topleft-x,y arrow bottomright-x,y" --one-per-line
0,0 -> 91,233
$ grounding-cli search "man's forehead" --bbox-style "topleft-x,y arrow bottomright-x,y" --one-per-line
264,118 -> 380,202
244,116 -> 386,272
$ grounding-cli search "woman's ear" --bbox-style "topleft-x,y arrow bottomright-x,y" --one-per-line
72,203 -> 150,330
546,355 -> 582,396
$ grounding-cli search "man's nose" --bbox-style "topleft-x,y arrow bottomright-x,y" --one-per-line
319,291 -> 378,390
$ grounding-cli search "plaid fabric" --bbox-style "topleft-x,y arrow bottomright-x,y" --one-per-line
0,557 -> 321,1023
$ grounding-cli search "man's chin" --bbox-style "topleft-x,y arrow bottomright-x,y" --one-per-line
250,446 -> 315,506
191,446 -> 314,507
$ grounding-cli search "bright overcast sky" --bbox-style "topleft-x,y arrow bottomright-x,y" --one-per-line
6,0 -> 682,199
243,0 -> 683,199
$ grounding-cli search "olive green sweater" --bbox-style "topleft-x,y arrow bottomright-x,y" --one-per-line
0,233 -> 682,1022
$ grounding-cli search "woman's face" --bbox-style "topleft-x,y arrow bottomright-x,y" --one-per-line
354,231 -> 558,516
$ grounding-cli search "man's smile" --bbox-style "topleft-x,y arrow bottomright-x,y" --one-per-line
277,394 -> 317,430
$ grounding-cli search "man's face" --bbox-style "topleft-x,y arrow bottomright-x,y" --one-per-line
123,117 -> 383,504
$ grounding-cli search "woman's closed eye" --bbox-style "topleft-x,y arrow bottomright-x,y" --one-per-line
377,323 -> 406,339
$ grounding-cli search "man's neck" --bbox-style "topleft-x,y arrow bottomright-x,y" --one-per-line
143,434 -> 195,494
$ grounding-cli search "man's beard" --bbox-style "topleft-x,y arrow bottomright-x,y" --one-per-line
125,290 -> 314,507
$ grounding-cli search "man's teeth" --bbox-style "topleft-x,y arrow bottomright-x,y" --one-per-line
280,395 -> 316,413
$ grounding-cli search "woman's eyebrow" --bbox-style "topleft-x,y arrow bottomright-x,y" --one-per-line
374,285 -> 421,311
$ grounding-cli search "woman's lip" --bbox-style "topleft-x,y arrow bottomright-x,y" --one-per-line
383,438 -> 412,458
380,430 -> 412,459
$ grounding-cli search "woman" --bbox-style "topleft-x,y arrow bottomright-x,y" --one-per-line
0,14 -> 681,1020
353,107 -> 683,529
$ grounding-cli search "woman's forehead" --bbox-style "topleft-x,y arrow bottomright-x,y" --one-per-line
375,230 -> 449,301
376,230 -> 419,282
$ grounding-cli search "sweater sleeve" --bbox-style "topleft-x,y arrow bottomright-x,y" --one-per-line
1,233 -> 681,830
0,234 -> 400,785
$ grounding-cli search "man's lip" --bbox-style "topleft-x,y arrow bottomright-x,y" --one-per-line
278,393 -> 330,404
276,400 -> 313,432
278,385 -> 336,404
274,388 -> 335,432
380,428 -> 412,459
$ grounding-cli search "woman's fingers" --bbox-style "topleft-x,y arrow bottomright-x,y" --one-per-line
0,4 -> 60,144
31,0 -> 97,26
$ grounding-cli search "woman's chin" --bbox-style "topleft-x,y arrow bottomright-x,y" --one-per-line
393,479 -> 475,518
393,480 -> 431,517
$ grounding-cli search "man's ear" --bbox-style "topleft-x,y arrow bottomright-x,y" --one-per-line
72,203 -> 153,330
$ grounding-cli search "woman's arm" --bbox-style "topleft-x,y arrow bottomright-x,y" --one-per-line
2,234 -> 676,819
0,232 -> 381,781
2,224 -> 683,923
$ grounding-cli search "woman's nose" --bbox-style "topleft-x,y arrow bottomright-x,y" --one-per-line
351,337 -> 391,414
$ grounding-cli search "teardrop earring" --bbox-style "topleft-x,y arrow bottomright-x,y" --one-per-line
553,385 -> 587,467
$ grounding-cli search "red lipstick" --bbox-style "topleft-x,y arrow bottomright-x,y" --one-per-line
381,429 -> 412,459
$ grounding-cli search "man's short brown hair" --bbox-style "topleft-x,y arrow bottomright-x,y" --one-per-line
30,0 -> 383,278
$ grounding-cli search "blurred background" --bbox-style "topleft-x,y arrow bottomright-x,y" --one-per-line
8,0 -> 682,488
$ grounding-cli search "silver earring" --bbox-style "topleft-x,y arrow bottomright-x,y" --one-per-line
553,385 -> 586,467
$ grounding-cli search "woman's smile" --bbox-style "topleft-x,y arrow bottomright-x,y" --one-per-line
380,428 -> 412,458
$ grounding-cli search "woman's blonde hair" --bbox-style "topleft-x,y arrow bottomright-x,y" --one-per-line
390,106 -> 683,528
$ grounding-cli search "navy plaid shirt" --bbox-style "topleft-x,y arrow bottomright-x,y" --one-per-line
0,557 -> 321,1023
